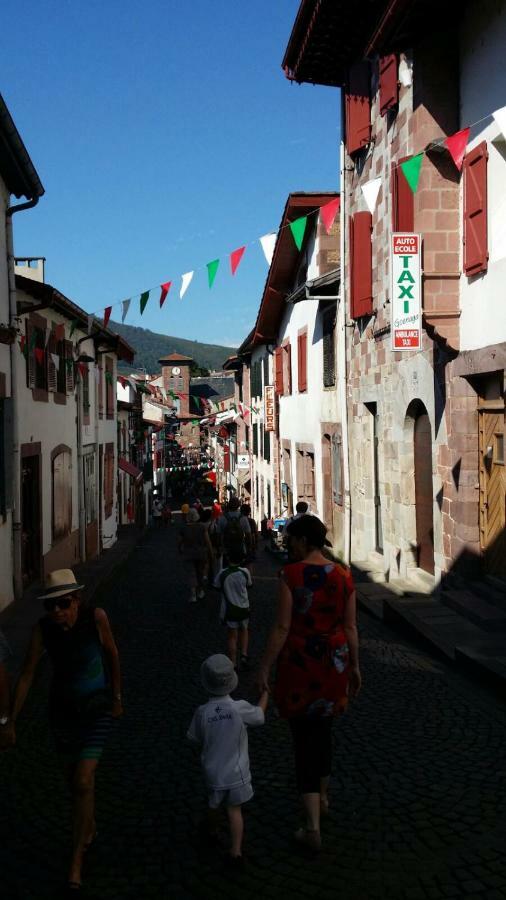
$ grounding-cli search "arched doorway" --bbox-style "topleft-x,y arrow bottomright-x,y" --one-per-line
413,406 -> 434,574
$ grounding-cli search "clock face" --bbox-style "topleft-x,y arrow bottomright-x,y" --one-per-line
171,366 -> 181,376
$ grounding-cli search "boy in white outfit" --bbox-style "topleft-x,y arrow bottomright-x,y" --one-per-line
187,654 -> 268,864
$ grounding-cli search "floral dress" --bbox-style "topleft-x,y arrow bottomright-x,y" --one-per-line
274,561 -> 354,719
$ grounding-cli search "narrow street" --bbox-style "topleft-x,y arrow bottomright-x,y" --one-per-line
1,525 -> 505,900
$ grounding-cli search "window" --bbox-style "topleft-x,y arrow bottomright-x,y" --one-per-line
350,211 -> 373,319
251,360 -> 263,399
322,307 -> 336,387
297,330 -> 307,393
345,61 -> 371,156
105,356 -> 114,419
392,157 -> 414,232
379,54 -> 398,116
104,442 -> 114,519
263,355 -> 269,389
65,342 -> 74,394
26,317 -> 47,394
82,365 -> 90,425
47,327 -> 69,399
252,423 -> 258,456
463,141 -> 488,276
274,347 -> 283,396
52,446 -> 72,540
264,428 -> 270,463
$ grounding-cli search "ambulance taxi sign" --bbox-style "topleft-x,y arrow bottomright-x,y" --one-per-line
391,233 -> 422,351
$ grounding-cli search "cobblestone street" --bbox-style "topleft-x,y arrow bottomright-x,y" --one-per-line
1,524 -> 506,900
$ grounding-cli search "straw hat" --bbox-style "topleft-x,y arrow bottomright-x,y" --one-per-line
38,569 -> 84,601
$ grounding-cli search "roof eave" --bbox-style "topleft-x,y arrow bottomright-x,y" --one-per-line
0,94 -> 45,200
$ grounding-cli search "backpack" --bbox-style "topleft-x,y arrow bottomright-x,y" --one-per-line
223,514 -> 246,560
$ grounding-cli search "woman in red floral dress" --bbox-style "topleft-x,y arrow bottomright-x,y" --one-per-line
258,515 -> 361,850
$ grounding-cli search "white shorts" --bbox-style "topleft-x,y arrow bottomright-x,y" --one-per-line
208,783 -> 254,809
225,618 -> 249,630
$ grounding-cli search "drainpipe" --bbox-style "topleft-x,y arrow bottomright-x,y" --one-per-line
6,196 -> 40,599
337,140 -> 352,566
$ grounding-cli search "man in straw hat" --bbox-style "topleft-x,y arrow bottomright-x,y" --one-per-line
6,568 -> 123,895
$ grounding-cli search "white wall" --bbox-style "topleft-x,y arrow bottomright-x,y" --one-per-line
459,1 -> 506,351
96,352 -> 118,548
250,346 -> 276,522
0,178 -> 13,610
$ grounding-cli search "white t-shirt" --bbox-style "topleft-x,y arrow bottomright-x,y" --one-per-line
187,696 -> 264,790
214,566 -> 252,621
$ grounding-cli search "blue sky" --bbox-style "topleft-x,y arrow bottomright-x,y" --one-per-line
2,0 -> 340,348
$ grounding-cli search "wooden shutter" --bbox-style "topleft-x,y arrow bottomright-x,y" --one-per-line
298,331 -> 307,392
332,433 -> 343,505
379,55 -> 398,116
26,321 -> 35,389
65,341 -> 74,394
322,307 -> 336,387
392,157 -> 414,232
47,330 -> 57,393
463,141 -> 488,276
104,443 -> 114,518
98,365 -> 104,419
274,347 -> 283,396
285,342 -> 292,395
106,357 -> 114,418
345,61 -> 371,156
350,211 -> 373,319
53,449 -> 72,538
304,452 -> 315,498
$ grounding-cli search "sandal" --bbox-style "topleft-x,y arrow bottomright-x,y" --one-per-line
293,828 -> 322,851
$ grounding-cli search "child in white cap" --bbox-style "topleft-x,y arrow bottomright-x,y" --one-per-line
187,653 -> 268,864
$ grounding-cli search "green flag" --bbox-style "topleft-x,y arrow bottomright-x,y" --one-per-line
207,259 -> 220,289
140,291 -> 150,315
289,215 -> 307,251
400,153 -> 423,194
69,319 -> 79,338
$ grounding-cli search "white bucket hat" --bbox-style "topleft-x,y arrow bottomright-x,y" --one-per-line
38,569 -> 84,602
200,654 -> 238,696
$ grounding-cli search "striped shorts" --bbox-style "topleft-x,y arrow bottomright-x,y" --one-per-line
52,712 -> 114,763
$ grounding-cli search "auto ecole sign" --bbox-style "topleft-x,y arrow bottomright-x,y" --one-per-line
391,233 -> 421,351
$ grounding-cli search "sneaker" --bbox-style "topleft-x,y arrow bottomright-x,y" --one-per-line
197,589 -> 205,600
189,590 -> 197,603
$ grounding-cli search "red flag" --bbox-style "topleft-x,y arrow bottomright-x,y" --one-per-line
78,362 -> 88,378
103,306 -> 112,329
230,246 -> 246,275
34,348 -> 45,366
20,335 -> 26,353
118,375 -> 128,388
320,197 -> 340,234
55,323 -> 65,341
444,127 -> 470,172
160,281 -> 171,308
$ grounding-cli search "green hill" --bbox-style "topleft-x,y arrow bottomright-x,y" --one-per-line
111,321 -> 236,373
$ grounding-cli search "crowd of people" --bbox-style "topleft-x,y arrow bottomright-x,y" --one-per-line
0,499 -> 361,893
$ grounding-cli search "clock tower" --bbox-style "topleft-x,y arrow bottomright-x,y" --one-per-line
158,352 -> 197,447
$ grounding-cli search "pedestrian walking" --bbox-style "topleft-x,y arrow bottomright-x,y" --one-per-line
187,654 -> 268,865
162,501 -> 172,526
152,495 -> 163,527
0,627 -> 12,751
178,507 -> 213,602
256,515 -> 361,852
216,496 -> 251,566
6,569 -> 123,893
214,551 -> 252,670
240,503 -> 258,568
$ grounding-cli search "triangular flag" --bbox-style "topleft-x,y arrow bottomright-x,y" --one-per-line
122,299 -> 131,323
118,375 -> 128,389
29,330 -> 37,350
20,335 -> 26,357
160,282 -> 171,308
230,246 -> 246,275
260,233 -> 277,266
289,216 -> 307,251
34,348 -> 45,366
69,320 -> 78,337
103,306 -> 112,329
180,272 -> 194,299
320,198 -> 340,234
55,323 -> 65,342
493,105 -> 506,141
87,314 -> 94,335
207,259 -> 220,289
105,370 -> 113,384
444,127 -> 470,172
51,353 -> 60,372
400,153 -> 424,193
78,362 -> 88,378
361,178 -> 382,214
140,291 -> 150,315
128,377 -> 137,392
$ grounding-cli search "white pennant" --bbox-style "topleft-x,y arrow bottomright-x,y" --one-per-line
492,105 -> 506,142
180,271 -> 194,299
398,58 -> 412,88
51,352 -> 60,372
361,177 -> 382,214
260,233 -> 277,266
87,314 -> 94,335
128,377 -> 138,392
122,299 -> 131,323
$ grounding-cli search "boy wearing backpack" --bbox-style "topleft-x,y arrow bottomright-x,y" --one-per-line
214,548 -> 252,670
216,497 -> 251,566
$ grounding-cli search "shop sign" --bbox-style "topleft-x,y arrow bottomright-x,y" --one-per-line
391,233 -> 422,351
264,385 -> 276,432
237,454 -> 249,469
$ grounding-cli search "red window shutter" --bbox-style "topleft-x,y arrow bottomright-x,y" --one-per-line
345,61 -> 371,156
463,141 -> 488,276
392,158 -> 414,232
379,55 -> 398,116
298,332 -> 307,392
274,347 -> 283,396
350,211 -> 373,319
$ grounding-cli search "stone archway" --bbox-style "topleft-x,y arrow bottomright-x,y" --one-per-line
405,400 -> 435,575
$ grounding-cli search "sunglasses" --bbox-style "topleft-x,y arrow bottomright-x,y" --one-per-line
43,594 -> 76,612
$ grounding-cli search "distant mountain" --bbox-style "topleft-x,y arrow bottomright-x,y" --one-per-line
110,321 -> 236,374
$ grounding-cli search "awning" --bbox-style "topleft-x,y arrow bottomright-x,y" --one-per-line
118,457 -> 143,483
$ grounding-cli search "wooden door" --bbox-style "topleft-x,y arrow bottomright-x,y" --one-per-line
479,406 -> 506,577
414,412 -> 434,574
21,451 -> 42,585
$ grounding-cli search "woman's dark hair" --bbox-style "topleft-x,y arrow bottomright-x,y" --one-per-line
285,514 -> 328,549
241,503 -> 251,517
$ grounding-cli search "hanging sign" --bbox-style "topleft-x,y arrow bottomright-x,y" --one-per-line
237,453 -> 250,469
391,234 -> 422,351
264,385 -> 276,432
